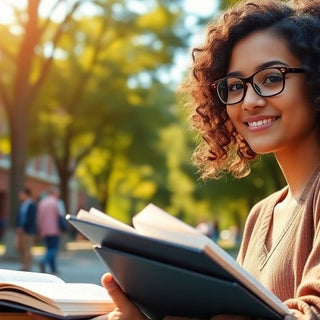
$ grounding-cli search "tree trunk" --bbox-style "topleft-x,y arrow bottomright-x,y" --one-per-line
59,170 -> 70,213
4,107 -> 28,259
55,135 -> 75,213
1,1 -> 40,259
8,124 -> 28,228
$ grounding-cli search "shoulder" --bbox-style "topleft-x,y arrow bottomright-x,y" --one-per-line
237,186 -> 287,264
242,187 -> 287,240
304,169 -> 320,230
247,186 -> 288,224
311,170 -> 320,202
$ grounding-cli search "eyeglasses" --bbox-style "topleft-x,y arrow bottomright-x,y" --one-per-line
211,67 -> 304,105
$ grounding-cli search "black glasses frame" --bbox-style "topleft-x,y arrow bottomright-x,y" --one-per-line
211,66 -> 304,105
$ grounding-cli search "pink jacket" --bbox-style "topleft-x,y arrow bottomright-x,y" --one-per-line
37,195 -> 60,237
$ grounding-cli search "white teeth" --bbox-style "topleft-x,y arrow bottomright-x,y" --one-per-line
247,118 -> 276,128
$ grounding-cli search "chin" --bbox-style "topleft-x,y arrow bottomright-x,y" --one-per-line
245,137 -> 280,155
248,144 -> 275,155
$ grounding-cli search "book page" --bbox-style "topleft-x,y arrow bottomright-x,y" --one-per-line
0,291 -> 58,315
0,269 -> 64,283
132,203 -> 209,247
204,244 -> 291,316
75,208 -> 136,233
132,203 -> 203,234
0,282 -> 114,316
0,282 -> 110,303
133,219 -> 210,249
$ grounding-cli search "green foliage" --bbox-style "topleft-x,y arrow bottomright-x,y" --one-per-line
24,0 -> 191,214
219,0 -> 241,10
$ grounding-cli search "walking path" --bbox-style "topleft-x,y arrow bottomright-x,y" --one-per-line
0,240 -> 108,285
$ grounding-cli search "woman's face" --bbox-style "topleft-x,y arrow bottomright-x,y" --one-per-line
226,30 -> 317,155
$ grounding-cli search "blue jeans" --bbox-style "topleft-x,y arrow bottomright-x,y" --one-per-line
41,236 -> 59,273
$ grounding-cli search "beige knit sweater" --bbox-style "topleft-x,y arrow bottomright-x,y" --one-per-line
237,168 -> 320,319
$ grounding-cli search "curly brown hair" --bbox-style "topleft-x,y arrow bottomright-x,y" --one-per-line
182,0 -> 320,179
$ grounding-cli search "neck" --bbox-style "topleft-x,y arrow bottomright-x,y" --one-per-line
274,132 -> 320,200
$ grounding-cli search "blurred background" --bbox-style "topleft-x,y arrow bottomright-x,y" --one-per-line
0,0 -> 286,261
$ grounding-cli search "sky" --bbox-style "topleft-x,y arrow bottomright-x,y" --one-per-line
185,0 -> 218,16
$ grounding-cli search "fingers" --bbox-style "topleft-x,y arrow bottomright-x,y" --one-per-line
101,273 -> 148,320
101,273 -> 134,310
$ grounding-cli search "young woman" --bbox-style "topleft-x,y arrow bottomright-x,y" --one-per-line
29,0 -> 320,319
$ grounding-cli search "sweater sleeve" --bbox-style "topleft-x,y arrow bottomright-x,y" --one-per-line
284,241 -> 320,319
284,182 -> 320,319
284,242 -> 320,318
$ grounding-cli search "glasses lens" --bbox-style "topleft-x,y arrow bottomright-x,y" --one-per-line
215,68 -> 286,105
253,68 -> 284,97
217,77 -> 244,104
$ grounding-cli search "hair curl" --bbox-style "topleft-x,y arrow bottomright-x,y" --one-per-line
181,0 -> 320,179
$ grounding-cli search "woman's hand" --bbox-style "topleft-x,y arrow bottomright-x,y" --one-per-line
27,273 -> 146,320
101,273 -> 147,320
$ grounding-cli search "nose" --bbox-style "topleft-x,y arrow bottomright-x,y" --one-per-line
241,83 -> 266,110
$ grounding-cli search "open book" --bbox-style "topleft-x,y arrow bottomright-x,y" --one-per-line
0,269 -> 114,319
67,203 -> 292,320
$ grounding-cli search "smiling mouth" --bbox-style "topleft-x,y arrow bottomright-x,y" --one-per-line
246,117 -> 278,128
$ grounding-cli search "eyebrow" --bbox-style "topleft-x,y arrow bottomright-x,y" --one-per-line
227,60 -> 289,77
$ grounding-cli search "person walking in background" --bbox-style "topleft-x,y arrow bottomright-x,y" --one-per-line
37,187 -> 63,274
15,187 -> 37,271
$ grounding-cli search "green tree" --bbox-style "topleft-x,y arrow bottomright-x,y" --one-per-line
219,0 -> 241,10
0,0 -> 90,232
0,0 -> 193,235
76,81 -> 178,219
29,0 -> 189,212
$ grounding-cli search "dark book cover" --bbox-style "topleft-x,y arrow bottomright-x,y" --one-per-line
95,246 -> 283,320
67,214 -> 289,319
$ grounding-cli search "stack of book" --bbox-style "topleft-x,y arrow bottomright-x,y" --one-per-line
0,268 -> 114,319
0,204 -> 291,319
67,203 -> 291,320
